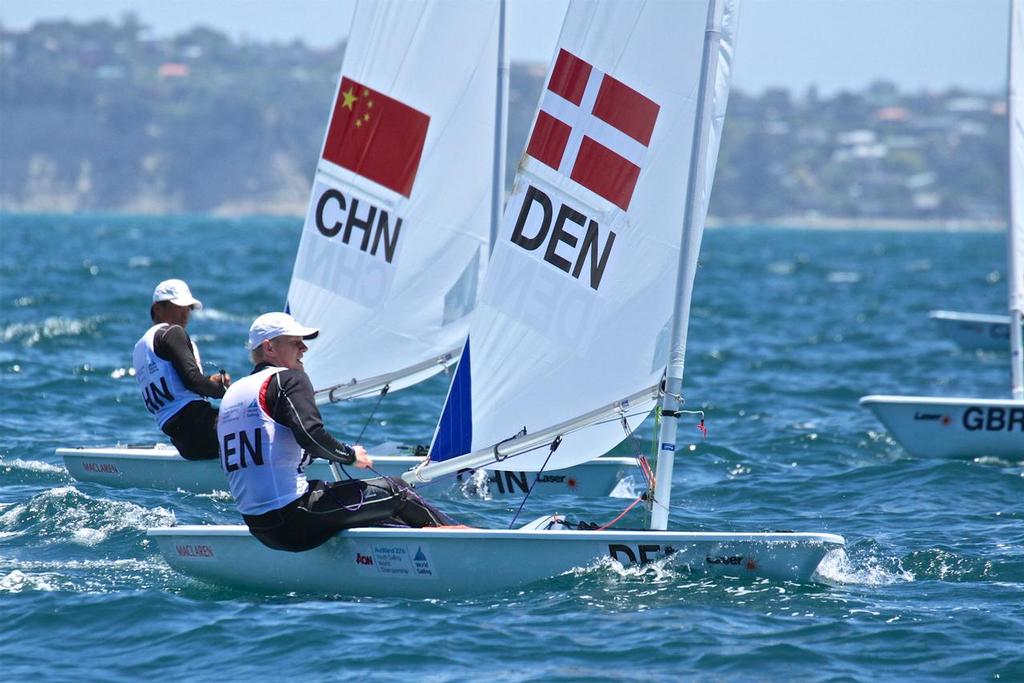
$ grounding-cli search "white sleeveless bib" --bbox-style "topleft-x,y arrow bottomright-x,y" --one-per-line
132,323 -> 205,428
217,366 -> 308,515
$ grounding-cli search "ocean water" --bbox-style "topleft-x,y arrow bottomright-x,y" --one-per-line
1,213 -> 1022,681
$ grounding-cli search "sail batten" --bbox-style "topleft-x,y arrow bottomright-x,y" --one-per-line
286,0 -> 501,396
408,384 -> 659,483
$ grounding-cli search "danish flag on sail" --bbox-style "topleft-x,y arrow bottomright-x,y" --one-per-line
322,77 -> 430,197
527,49 -> 660,211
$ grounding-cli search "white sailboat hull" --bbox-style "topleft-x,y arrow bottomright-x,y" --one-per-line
58,446 -> 633,497
928,310 -> 1013,351
860,395 -> 1024,459
148,524 -> 844,597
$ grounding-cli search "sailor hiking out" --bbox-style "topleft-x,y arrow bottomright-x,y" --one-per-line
133,279 -> 231,460
220,312 -> 456,552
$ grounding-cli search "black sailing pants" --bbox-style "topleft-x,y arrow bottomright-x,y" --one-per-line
242,477 -> 457,552
161,400 -> 219,460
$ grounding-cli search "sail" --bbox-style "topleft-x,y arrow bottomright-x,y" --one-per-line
286,0 -> 501,397
424,0 -> 739,474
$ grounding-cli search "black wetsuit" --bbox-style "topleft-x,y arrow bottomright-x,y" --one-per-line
154,324 -> 225,460
241,363 -> 455,552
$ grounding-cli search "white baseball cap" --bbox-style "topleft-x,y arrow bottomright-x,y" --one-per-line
152,279 -> 203,310
248,312 -> 320,349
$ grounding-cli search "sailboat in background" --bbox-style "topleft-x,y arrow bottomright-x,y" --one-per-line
150,0 -> 843,598
59,0 -> 634,498
927,202 -> 1022,352
928,310 -> 1018,352
862,0 -> 1024,459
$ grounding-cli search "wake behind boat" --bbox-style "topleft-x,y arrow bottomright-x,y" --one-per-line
861,0 -> 1024,460
151,0 -> 845,597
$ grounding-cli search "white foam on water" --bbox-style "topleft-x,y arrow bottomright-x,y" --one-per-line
608,476 -> 639,499
193,307 -> 249,323
455,470 -> 493,500
826,271 -> 861,284
195,489 -> 233,501
0,486 -> 177,545
0,557 -> 172,593
0,457 -> 67,475
0,316 -> 103,346
815,547 -> 914,586
0,570 -> 64,593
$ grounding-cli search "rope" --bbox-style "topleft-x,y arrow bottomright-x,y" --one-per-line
507,435 -> 561,529
332,383 -> 391,482
596,495 -> 644,530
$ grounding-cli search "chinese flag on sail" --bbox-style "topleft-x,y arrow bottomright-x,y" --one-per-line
527,49 -> 660,211
322,77 -> 430,197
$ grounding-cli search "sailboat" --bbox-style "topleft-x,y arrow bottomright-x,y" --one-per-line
58,0 -> 633,499
861,0 -> 1024,459
928,310 -> 1017,352
148,0 -> 844,598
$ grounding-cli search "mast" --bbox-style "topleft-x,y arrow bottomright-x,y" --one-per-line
649,0 -> 726,530
490,0 -> 509,253
1008,0 -> 1024,399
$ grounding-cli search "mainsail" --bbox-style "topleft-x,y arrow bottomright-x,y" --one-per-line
1008,0 -> 1024,398
417,0 -> 739,477
285,0 -> 503,400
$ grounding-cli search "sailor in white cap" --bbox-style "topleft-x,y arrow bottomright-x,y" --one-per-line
218,311 -> 457,552
132,279 -> 232,459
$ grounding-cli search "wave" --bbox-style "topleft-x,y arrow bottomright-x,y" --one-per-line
0,557 -> 171,594
816,540 -> 915,586
0,316 -> 104,347
0,486 -> 175,546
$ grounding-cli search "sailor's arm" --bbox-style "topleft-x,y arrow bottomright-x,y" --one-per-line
265,370 -> 369,467
153,325 -> 227,398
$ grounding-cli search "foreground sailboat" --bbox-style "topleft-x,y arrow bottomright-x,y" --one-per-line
150,0 -> 843,597
60,0 -> 629,498
862,0 -> 1024,459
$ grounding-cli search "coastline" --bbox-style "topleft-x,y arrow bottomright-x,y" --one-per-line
1,206 -> 1006,232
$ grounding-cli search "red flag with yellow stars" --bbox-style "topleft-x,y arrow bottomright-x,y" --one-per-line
322,77 -> 430,197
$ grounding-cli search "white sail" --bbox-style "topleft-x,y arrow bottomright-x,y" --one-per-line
286,0 -> 500,397
1009,0 -> 1024,398
423,0 -> 739,475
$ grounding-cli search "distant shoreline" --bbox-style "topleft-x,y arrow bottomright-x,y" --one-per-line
707,216 -> 1005,232
0,208 -> 1007,232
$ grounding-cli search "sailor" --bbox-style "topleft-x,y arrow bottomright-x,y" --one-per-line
219,311 -> 456,552
133,279 -> 231,460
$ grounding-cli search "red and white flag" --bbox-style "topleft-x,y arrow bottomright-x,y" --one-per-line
322,77 -> 430,197
527,49 -> 660,211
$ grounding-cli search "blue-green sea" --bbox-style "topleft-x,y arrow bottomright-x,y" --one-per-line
1,213 -> 1022,681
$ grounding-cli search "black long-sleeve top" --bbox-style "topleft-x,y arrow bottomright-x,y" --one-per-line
254,362 -> 357,465
152,324 -> 226,399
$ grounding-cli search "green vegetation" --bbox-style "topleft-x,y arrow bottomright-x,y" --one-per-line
0,18 -> 1008,223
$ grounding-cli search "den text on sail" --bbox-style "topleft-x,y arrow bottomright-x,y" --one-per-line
511,184 -> 615,291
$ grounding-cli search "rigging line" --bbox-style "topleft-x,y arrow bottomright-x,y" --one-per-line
596,495 -> 644,531
328,383 -> 393,483
352,383 -> 391,445
621,415 -> 654,489
507,435 -> 562,529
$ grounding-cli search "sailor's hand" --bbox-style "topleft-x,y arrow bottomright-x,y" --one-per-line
210,371 -> 231,388
352,445 -> 372,469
